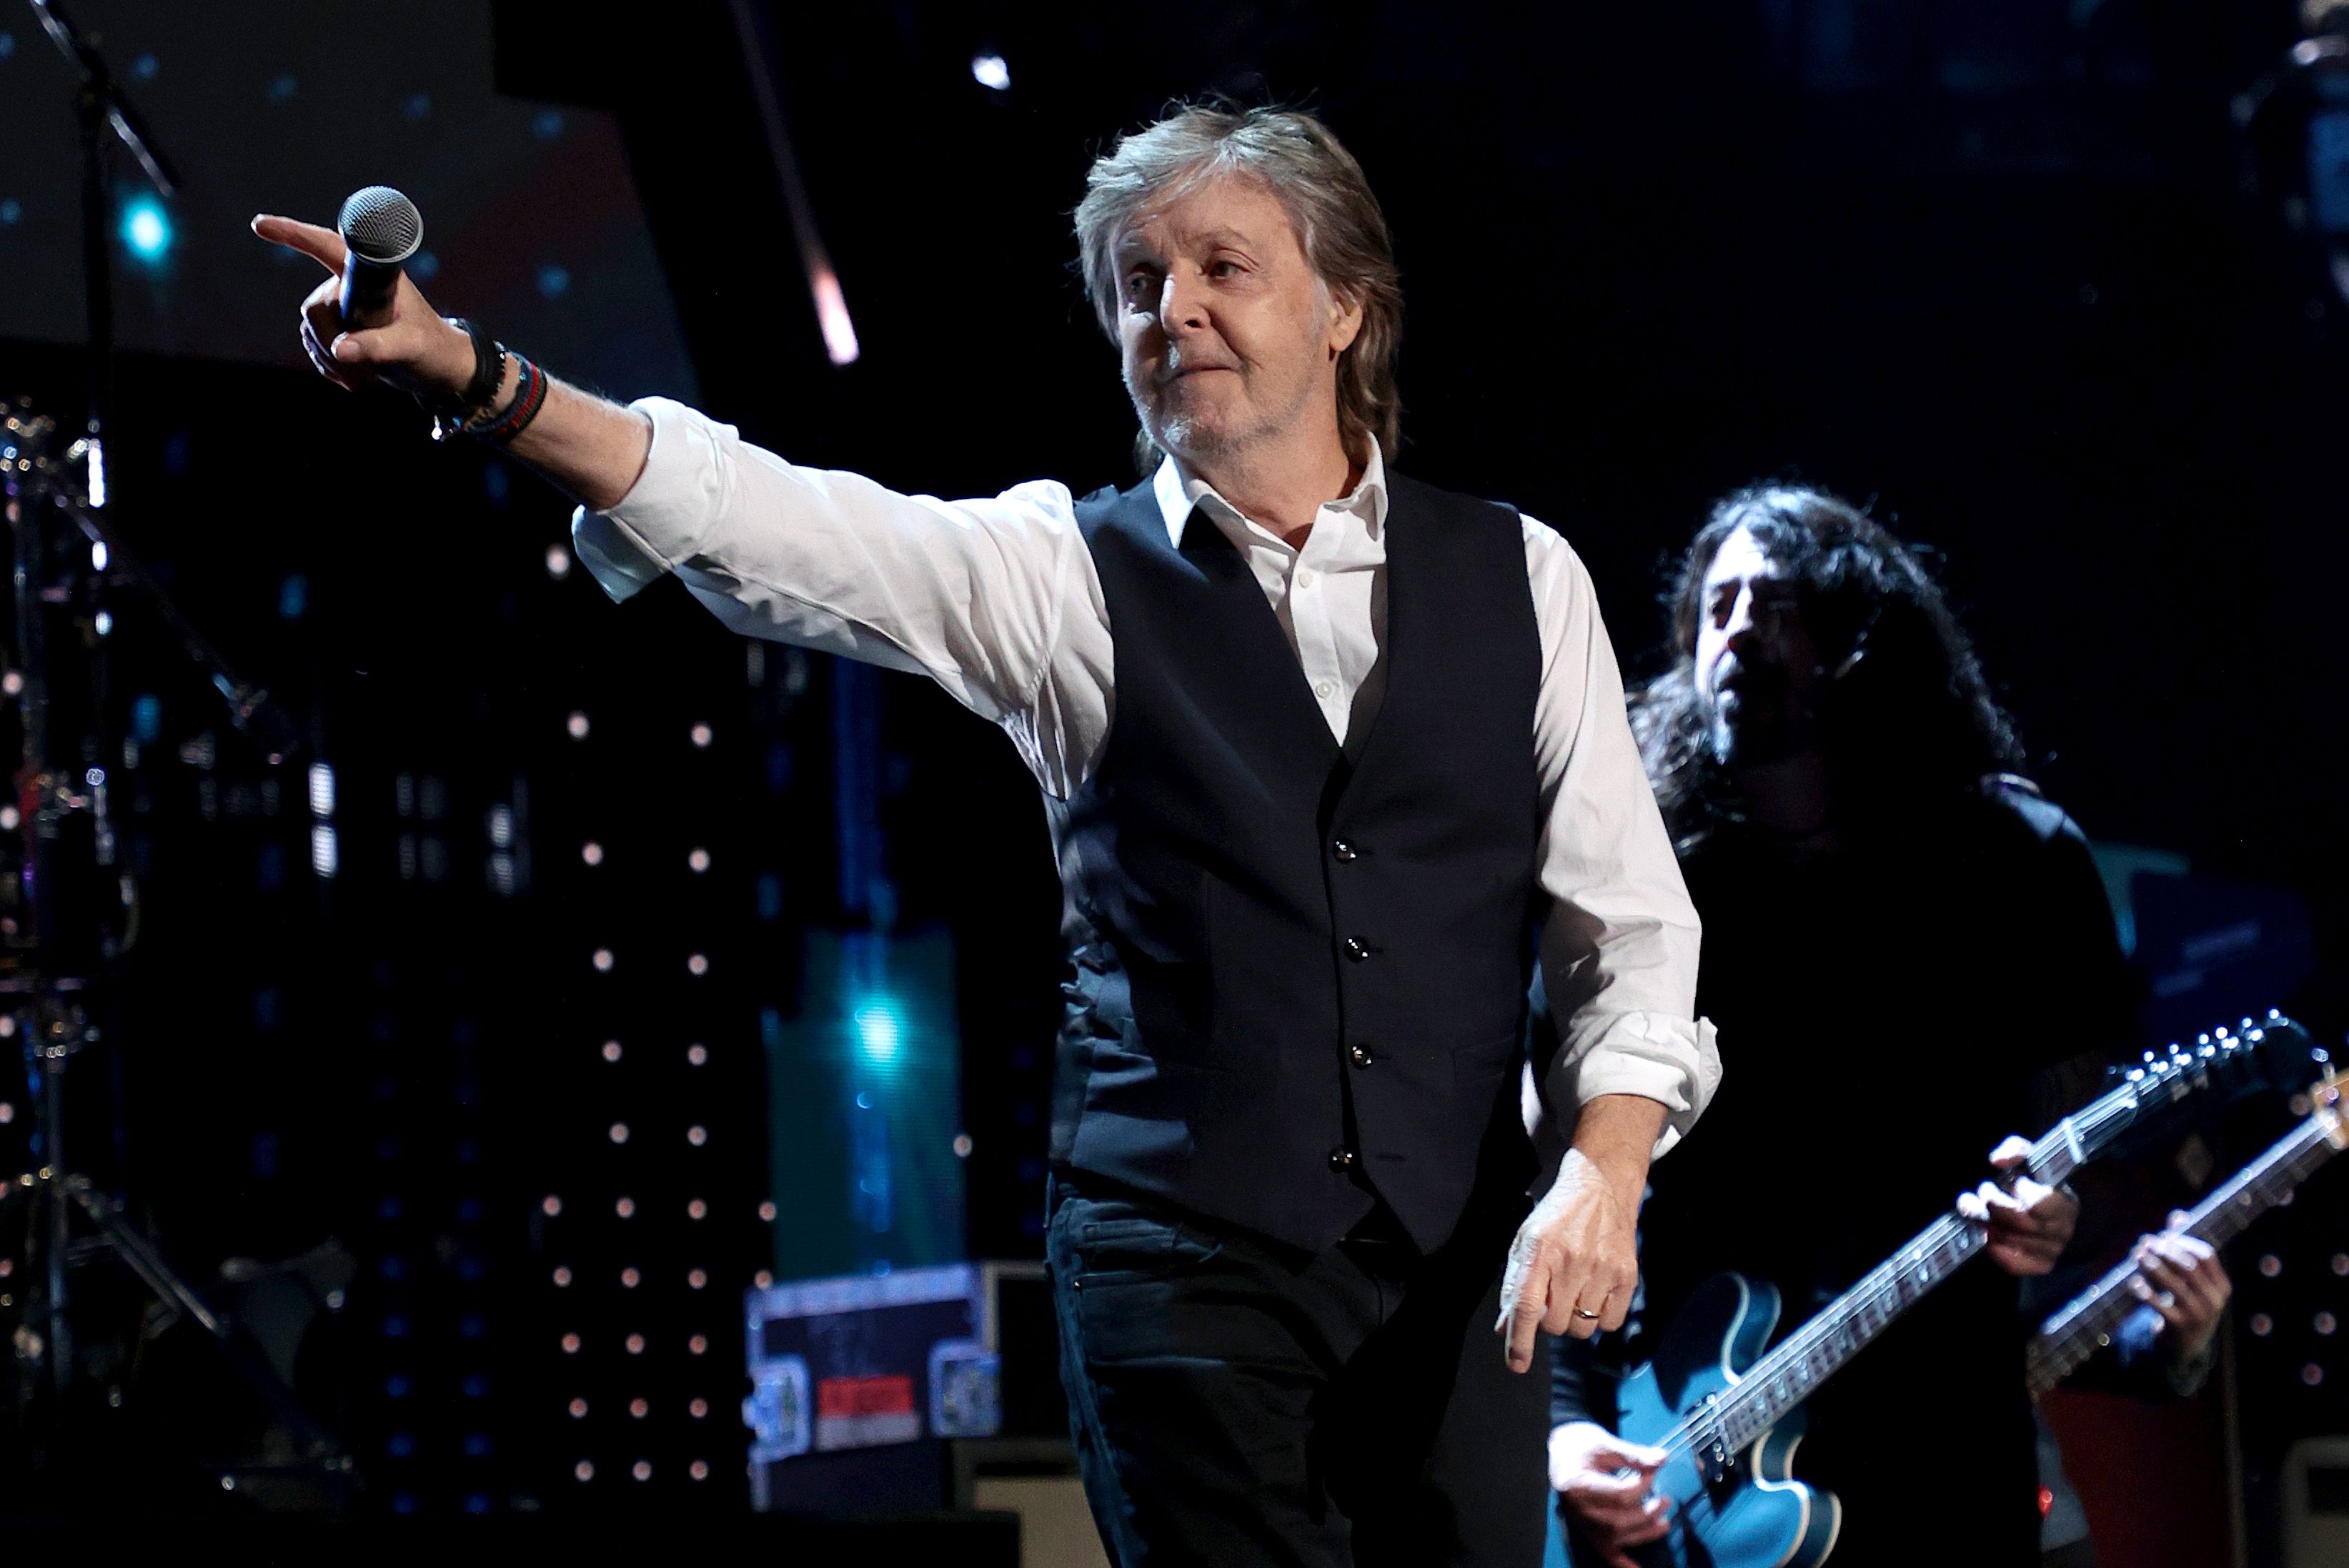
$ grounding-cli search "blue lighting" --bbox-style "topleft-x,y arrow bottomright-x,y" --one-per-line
853,1001 -> 903,1064
121,197 -> 172,264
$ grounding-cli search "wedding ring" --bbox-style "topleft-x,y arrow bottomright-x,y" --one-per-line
1574,1309 -> 1601,1320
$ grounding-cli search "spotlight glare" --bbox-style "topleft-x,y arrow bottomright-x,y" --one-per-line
853,1002 -> 903,1063
970,53 -> 1010,91
121,198 -> 172,264
811,267 -> 860,366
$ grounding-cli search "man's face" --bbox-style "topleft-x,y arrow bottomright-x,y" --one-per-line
1693,526 -> 1827,768
1112,174 -> 1361,467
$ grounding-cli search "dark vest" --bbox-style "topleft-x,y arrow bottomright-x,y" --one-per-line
1047,470 -> 1546,1254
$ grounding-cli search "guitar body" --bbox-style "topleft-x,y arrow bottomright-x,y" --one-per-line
1548,1274 -> 1841,1568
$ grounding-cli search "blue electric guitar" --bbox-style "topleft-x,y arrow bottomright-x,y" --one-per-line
1550,1013 -> 2319,1568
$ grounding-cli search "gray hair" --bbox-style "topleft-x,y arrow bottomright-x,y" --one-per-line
1074,105 -> 1404,468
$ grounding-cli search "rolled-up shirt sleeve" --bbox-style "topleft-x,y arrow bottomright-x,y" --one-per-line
570,397 -> 1110,797
1523,518 -> 1720,1157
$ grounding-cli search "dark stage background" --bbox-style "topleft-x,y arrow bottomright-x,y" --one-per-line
2,0 -> 2345,1560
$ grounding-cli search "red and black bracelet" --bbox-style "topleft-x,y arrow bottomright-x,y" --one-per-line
471,354 -> 548,445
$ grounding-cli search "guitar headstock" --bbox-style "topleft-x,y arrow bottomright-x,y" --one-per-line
2097,1011 -> 2326,1160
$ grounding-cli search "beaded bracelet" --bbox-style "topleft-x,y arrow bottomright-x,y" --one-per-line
470,354 -> 548,446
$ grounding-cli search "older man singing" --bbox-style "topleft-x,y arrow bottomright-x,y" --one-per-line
256,104 -> 1717,1567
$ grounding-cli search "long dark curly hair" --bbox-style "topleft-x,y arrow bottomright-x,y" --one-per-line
1633,485 -> 2025,852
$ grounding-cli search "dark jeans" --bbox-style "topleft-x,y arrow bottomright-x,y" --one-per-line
1046,1171 -> 1551,1567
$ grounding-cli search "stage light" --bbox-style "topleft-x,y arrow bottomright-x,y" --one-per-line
545,545 -> 572,580
632,1461 -> 652,1482
2335,1254 -> 2349,1276
581,840 -> 603,865
574,1461 -> 593,1482
610,1121 -> 628,1143
2305,1365 -> 2325,1386
568,1398 -> 587,1418
93,610 -> 111,637
1,673 -> 20,696
560,1333 -> 581,1354
953,1133 -> 973,1158
120,197 -> 171,264
2263,1255 -> 2284,1277
687,847 -> 710,873
2255,1314 -> 2275,1335
552,1266 -> 572,1286
687,1198 -> 707,1220
311,825 -> 339,878
690,1397 -> 710,1419
690,1460 -> 710,1480
758,1201 -> 777,1222
854,1001 -> 903,1064
625,1334 -> 646,1356
615,1196 -> 636,1218
687,1334 -> 708,1356
592,948 -> 614,972
0,808 -> 17,831
542,1195 -> 562,1216
567,711 -> 590,739
2320,1313 -> 2338,1336
630,1397 -> 649,1418
687,1269 -> 707,1289
83,437 -> 104,506
690,722 -> 713,748
687,1043 -> 708,1066
971,53 -> 1010,91
309,763 -> 335,819
91,541 -> 108,570
687,1125 -> 707,1146
620,1267 -> 640,1288
0,1106 -> 11,1125
754,1270 -> 773,1290
811,267 -> 860,366
602,1041 -> 622,1063
687,953 -> 709,976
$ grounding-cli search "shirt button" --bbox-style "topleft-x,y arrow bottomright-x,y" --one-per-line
1313,679 -> 1337,702
1295,567 -> 1315,588
1343,937 -> 1370,962
1328,1148 -> 1356,1173
1331,840 -> 1357,862
1349,1044 -> 1374,1068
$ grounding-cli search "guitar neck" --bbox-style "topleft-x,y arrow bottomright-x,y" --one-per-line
2027,1114 -> 2342,1394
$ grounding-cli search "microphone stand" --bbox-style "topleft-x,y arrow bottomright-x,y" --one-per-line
6,0 -> 344,1486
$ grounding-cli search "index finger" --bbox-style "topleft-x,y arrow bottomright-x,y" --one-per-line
252,214 -> 347,274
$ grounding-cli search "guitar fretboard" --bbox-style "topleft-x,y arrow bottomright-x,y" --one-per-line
1697,1098 -> 2127,1457
2027,1112 -> 2341,1394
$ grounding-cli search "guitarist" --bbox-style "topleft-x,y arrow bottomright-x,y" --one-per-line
1546,485 -> 2128,1567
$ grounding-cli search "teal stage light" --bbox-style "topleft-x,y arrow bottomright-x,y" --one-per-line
121,197 -> 172,264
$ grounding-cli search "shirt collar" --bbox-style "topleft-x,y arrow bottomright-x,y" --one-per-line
1150,437 -> 1389,550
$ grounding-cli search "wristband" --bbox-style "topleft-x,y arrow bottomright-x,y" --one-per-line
426,317 -> 507,442
472,355 -> 548,446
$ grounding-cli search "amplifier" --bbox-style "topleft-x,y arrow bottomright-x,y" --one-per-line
743,1260 -> 1066,1513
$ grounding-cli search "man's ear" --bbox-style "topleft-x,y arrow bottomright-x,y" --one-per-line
1326,284 -> 1365,359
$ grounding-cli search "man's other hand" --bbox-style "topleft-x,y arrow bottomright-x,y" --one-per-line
251,214 -> 476,402
1957,1133 -> 2078,1277
1498,1094 -> 1660,1371
1550,1421 -> 1670,1568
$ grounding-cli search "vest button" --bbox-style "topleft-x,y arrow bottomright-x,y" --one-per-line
1328,1147 -> 1356,1173
1331,839 -> 1357,863
1342,937 -> 1369,962
1348,1044 -> 1374,1068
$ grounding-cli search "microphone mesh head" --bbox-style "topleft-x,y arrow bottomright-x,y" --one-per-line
337,186 -> 423,265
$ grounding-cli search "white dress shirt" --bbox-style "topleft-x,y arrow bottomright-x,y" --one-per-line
573,399 -> 1721,1153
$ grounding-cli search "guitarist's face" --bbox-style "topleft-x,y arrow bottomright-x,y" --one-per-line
1694,526 -> 1827,768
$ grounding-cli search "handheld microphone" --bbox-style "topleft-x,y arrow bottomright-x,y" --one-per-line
335,185 -> 423,330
